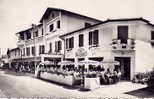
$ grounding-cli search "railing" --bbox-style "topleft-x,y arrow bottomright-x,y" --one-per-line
111,38 -> 135,50
17,40 -> 25,46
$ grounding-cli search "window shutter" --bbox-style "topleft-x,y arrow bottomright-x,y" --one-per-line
72,37 -> 74,48
57,20 -> 60,29
151,31 -> 154,40
79,34 -> 84,47
89,32 -> 92,45
66,39 -> 68,49
93,30 -> 99,45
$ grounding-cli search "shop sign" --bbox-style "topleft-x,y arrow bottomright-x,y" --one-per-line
75,48 -> 87,57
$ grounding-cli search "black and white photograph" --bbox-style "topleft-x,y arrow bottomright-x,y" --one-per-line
0,0 -> 154,98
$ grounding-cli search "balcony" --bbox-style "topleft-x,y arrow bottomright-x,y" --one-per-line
25,36 -> 44,45
17,40 -> 25,46
111,38 -> 135,51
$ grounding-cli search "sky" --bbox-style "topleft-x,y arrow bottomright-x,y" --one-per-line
0,0 -> 154,55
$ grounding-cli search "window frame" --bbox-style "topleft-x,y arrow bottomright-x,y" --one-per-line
79,34 -> 84,47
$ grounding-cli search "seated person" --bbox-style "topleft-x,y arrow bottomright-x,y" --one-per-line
104,68 -> 113,84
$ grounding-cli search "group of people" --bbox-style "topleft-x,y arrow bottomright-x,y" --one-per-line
100,68 -> 122,84
14,63 -> 35,73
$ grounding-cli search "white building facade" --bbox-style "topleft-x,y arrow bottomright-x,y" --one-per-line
60,18 -> 154,80
10,8 -> 101,70
8,7 -> 154,80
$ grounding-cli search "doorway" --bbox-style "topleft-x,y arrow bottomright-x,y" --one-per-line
115,57 -> 131,80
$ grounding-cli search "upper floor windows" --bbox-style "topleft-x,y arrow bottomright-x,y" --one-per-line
55,41 -> 62,52
39,45 -> 45,54
66,37 -> 74,50
31,46 -> 35,56
26,47 -> 30,56
151,31 -> 154,40
49,24 -> 54,32
19,33 -> 24,40
85,22 -> 91,28
79,34 -> 84,47
89,30 -> 99,46
49,20 -> 61,32
49,42 -> 52,53
117,26 -> 128,44
26,31 -> 31,40
42,28 -> 44,36
33,30 -> 38,38
57,20 -> 60,29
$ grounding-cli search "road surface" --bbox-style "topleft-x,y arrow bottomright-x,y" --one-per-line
0,69 -> 148,98
0,70 -> 104,98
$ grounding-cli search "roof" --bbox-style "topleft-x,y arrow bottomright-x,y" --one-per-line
40,7 -> 102,23
16,23 -> 42,35
60,17 -> 154,37
10,47 -> 20,52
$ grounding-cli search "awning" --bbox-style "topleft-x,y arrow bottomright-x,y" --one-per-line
99,60 -> 120,65
58,60 -> 75,65
78,59 -> 99,65
40,61 -> 54,65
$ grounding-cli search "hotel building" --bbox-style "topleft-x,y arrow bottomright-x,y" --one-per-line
9,8 -> 101,70
8,7 -> 154,80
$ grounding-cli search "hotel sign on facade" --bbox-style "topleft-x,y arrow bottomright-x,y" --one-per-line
75,48 -> 87,58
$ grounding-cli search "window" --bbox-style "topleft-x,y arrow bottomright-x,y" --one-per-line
39,45 -> 45,54
49,43 -> 52,53
79,34 -> 84,47
20,33 -> 24,40
66,39 -> 69,49
66,37 -> 74,49
31,46 -> 35,56
89,30 -> 99,46
34,30 -> 38,38
26,47 -> 30,56
117,26 -> 128,43
151,31 -> 154,40
55,41 -> 62,52
42,28 -> 44,35
26,31 -> 31,39
85,22 -> 91,27
49,24 -> 54,32
23,48 -> 25,56
57,20 -> 60,29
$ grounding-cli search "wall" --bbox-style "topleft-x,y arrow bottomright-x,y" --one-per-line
135,24 -> 154,73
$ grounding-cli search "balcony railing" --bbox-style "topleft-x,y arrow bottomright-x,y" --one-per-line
111,38 -> 135,50
17,40 -> 25,46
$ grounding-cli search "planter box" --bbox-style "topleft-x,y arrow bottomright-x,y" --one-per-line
84,77 -> 100,90
40,72 -> 75,86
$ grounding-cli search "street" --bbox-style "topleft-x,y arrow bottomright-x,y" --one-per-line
0,69 -> 150,98
0,70 -> 102,98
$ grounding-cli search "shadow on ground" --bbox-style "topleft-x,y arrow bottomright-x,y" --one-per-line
39,78 -> 79,90
125,87 -> 154,98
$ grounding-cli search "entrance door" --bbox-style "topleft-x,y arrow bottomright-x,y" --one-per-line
115,57 -> 131,80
